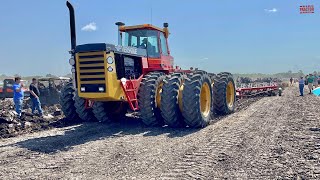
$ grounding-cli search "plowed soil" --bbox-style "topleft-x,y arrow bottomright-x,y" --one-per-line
0,86 -> 319,179
0,99 -> 67,138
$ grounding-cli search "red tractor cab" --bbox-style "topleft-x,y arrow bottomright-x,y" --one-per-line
118,23 -> 174,73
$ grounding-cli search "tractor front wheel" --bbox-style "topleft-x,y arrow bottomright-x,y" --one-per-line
93,102 -> 127,122
160,73 -> 186,127
74,92 -> 97,121
59,82 -> 79,121
138,72 -> 165,126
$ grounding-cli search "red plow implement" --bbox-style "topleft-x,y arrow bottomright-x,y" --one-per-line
236,83 -> 280,99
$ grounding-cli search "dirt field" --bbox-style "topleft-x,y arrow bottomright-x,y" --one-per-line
0,86 -> 319,179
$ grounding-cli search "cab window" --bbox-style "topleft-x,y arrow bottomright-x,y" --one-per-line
123,30 -> 160,58
160,33 -> 168,56
125,35 -> 137,47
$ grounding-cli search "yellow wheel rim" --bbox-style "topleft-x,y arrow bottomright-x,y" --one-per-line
226,81 -> 235,109
200,82 -> 211,117
156,81 -> 163,108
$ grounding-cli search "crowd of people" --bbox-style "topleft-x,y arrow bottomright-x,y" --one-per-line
290,73 -> 320,96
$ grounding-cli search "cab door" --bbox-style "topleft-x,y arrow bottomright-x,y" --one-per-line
159,32 -> 173,70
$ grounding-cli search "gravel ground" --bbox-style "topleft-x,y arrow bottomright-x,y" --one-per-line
0,86 -> 319,179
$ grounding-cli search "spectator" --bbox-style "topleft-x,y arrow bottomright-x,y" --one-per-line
290,77 -> 293,86
29,78 -> 43,116
12,77 -> 24,118
313,72 -> 319,88
307,73 -> 314,94
299,76 -> 305,96
305,75 -> 309,85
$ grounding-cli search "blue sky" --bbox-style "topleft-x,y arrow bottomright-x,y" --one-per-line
0,0 -> 320,76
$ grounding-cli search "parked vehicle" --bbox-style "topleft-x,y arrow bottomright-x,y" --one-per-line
0,79 -> 29,99
37,77 -> 70,105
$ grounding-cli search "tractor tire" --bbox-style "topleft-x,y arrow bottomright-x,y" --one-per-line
138,72 -> 165,126
93,102 -> 127,122
59,82 -> 79,121
208,73 -> 217,119
182,72 -> 212,128
92,102 -> 110,122
74,92 -> 96,121
213,72 -> 236,115
193,70 -> 207,75
160,73 -> 185,127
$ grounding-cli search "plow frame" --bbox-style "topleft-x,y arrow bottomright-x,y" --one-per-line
236,84 -> 279,99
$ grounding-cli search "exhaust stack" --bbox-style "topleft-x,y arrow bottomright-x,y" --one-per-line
115,22 -> 125,45
66,1 -> 76,53
163,23 -> 169,38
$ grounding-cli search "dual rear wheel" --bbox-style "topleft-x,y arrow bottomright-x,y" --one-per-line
212,72 -> 236,115
139,71 -> 236,128
181,72 -> 212,127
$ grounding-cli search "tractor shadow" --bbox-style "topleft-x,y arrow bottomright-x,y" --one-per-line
15,116 -> 200,154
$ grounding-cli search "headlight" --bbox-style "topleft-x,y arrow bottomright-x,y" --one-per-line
107,56 -> 113,64
98,87 -> 104,92
69,57 -> 75,66
71,68 -> 76,73
107,66 -> 113,72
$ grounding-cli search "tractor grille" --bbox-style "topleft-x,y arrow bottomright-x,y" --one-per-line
77,51 -> 106,92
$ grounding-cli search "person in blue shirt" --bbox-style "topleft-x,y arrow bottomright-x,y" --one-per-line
13,77 -> 24,118
298,76 -> 305,96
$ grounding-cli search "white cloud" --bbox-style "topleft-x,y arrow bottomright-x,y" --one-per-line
264,8 -> 278,13
81,22 -> 97,31
202,57 -> 209,60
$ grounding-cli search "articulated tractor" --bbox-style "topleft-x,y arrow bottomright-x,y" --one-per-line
60,1 -> 236,128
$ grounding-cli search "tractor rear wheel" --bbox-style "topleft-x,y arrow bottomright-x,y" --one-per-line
138,72 -> 165,126
74,92 -> 97,121
93,102 -> 127,122
213,72 -> 236,115
182,72 -> 212,128
160,73 -> 185,127
59,82 -> 79,121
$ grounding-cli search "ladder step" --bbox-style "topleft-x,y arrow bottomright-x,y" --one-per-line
120,81 -> 139,111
